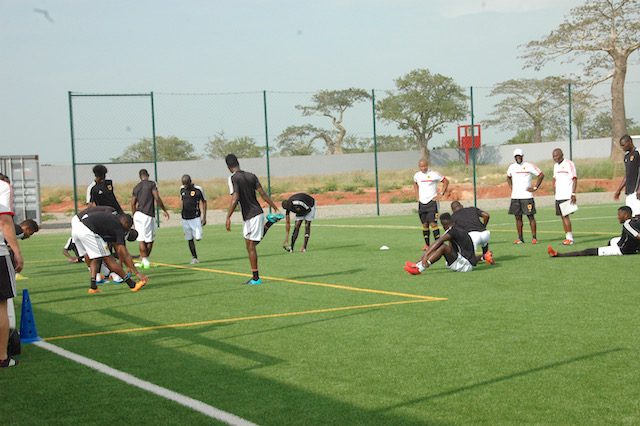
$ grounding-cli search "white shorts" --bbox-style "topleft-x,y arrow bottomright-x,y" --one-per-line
70,215 -> 87,257
598,237 -> 623,256
182,218 -> 203,241
244,214 -> 265,242
296,205 -> 316,222
134,211 -> 155,243
446,252 -> 474,272
72,221 -> 110,260
468,230 -> 490,250
625,193 -> 640,216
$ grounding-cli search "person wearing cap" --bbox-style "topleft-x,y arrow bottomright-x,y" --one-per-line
552,148 -> 578,245
506,148 -> 544,244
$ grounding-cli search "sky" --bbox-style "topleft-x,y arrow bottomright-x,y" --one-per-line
1,0 -> 639,164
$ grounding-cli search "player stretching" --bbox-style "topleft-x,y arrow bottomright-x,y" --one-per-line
450,201 -> 494,264
413,158 -> 449,249
225,154 -> 282,285
614,134 -> 640,217
180,175 -> 207,264
548,206 -> 640,258
404,213 -> 482,275
281,193 -> 316,252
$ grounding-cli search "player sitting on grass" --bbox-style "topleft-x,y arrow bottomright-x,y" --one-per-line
450,201 -> 494,264
548,206 -> 640,257
404,213 -> 482,275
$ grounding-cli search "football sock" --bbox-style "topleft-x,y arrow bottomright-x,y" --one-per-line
291,226 -> 301,248
252,270 -> 260,281
518,233 -> 524,242
557,248 -> 597,257
482,245 -> 489,255
566,232 -> 573,240
263,221 -> 274,236
90,279 -> 97,290
416,261 -> 426,272
432,228 -> 440,241
422,230 -> 430,245
188,240 -> 197,259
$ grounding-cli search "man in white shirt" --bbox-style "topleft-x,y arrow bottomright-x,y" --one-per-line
413,158 -> 449,249
552,148 -> 578,245
506,148 -> 544,244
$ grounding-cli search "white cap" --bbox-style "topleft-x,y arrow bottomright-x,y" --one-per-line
513,148 -> 523,157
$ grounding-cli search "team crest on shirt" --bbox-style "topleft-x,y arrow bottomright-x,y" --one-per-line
631,155 -> 635,161
107,184 -> 113,191
190,191 -> 196,196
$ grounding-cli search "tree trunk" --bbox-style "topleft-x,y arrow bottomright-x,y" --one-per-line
533,121 -> 542,144
610,54 -> 627,162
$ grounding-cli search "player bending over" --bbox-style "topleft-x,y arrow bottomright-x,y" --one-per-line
548,206 -> 640,258
404,213 -> 482,275
281,192 -> 316,252
450,201 -> 494,264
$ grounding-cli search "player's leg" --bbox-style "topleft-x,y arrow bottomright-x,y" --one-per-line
291,220 -> 303,250
548,246 -> 598,257
0,255 -> 17,365
102,255 -> 138,288
562,215 -> 573,244
0,299 -> 10,365
527,215 -> 537,243
415,243 -> 452,272
183,219 -> 198,263
301,220 -> 311,252
245,239 -> 261,284
418,204 -> 430,247
515,214 -> 524,243
188,240 -> 198,261
526,199 -> 538,243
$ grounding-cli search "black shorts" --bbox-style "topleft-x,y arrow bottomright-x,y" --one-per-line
0,254 -> 17,301
508,198 -> 536,216
418,200 -> 439,223
555,199 -> 573,216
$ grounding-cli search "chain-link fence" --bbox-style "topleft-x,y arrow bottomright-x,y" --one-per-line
66,81 -> 640,215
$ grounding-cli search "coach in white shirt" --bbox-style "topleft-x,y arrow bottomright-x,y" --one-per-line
552,148 -> 578,245
506,148 -> 544,244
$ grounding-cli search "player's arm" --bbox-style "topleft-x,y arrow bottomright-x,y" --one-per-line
419,231 -> 451,264
439,177 -> 450,198
479,210 -> 490,226
152,189 -> 170,220
0,214 -> 22,273
257,185 -> 279,212
614,176 -> 626,200
225,193 -> 239,231
413,181 -> 419,201
571,177 -> 577,204
130,194 -> 138,214
506,175 -> 512,189
283,211 -> 291,245
115,243 -> 146,281
529,172 -> 544,192
200,197 -> 207,226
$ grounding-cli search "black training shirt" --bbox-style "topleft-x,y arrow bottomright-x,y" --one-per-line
446,226 -> 478,265
80,211 -> 126,245
180,185 -> 206,220
132,180 -> 158,217
624,149 -> 640,195
286,193 -> 315,216
451,207 -> 486,232
90,180 -> 124,214
228,171 -> 263,221
618,218 -> 640,254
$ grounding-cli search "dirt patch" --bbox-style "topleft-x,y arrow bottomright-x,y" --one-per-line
42,178 -> 620,213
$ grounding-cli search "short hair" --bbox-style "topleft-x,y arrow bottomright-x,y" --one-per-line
618,206 -> 633,216
92,164 -> 108,179
181,174 -> 192,186
450,201 -> 462,211
118,213 -> 133,229
20,219 -> 39,233
126,229 -> 139,242
620,134 -> 632,145
225,154 -> 239,168
281,199 -> 292,211
440,212 -> 452,222
139,169 -> 149,178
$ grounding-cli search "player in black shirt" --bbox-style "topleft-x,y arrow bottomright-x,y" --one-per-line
614,135 -> 640,217
548,206 -> 640,257
73,208 -> 147,293
225,154 -> 282,285
404,213 -> 482,275
451,201 -> 494,264
89,165 -> 124,214
180,175 -> 207,264
281,193 -> 316,252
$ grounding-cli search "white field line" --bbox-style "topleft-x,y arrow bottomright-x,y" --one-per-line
34,341 -> 259,426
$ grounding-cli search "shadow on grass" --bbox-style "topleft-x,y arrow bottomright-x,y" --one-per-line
373,347 -> 626,413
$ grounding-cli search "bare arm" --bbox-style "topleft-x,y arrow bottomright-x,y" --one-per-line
413,182 -> 419,201
257,186 -> 279,212
283,212 -> 291,245
506,175 -> 512,189
439,177 -> 450,198
571,177 -> 577,204
1,215 -> 22,272
116,244 -> 146,281
614,177 -> 626,200
225,193 -> 239,231
419,231 -> 451,264
153,189 -> 170,220
479,210 -> 490,226
130,195 -> 137,214
528,172 -> 544,192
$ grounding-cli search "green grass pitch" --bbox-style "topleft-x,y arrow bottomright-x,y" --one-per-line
3,203 -> 639,425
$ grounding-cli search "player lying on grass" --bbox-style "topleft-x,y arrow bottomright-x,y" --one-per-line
71,207 -> 147,294
548,206 -> 640,257
450,201 -> 494,264
281,193 -> 316,252
404,213 -> 484,275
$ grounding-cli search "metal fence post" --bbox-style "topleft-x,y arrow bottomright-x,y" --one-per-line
263,90 -> 272,212
371,89 -> 380,216
68,91 -> 79,214
568,83 -> 573,161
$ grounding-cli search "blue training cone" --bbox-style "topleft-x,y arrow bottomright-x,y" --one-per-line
20,289 -> 40,343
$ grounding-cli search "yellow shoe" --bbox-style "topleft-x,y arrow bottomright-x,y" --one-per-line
131,280 -> 146,292
88,288 -> 101,294
15,273 -> 28,281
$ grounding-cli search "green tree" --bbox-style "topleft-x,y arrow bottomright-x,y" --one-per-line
204,132 -> 264,159
584,112 -> 639,138
522,0 -> 640,160
275,125 -> 320,156
375,135 -> 415,152
296,88 -> 371,154
487,77 -> 569,144
376,69 -> 467,158
112,136 -> 200,162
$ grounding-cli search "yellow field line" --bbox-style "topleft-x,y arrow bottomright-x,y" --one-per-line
154,262 -> 443,301
44,299 -> 435,341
